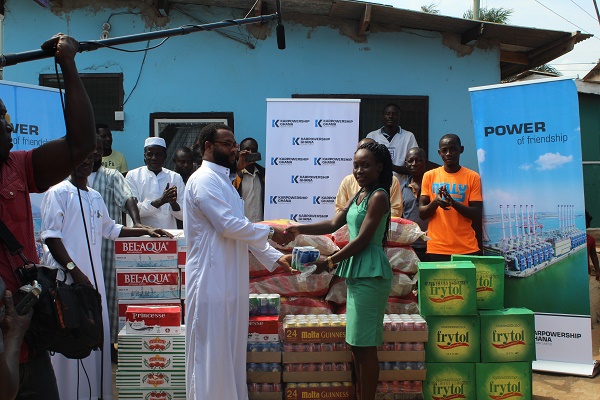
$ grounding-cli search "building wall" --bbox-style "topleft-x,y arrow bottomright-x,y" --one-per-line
580,93 -> 600,227
3,1 -> 500,170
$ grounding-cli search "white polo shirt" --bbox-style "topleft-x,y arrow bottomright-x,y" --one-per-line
366,126 -> 418,187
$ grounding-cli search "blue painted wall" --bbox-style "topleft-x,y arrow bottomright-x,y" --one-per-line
3,1 -> 500,170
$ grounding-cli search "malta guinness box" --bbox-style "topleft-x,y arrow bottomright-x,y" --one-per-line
418,261 -> 477,316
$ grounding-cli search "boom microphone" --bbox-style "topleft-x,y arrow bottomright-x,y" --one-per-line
276,0 -> 286,50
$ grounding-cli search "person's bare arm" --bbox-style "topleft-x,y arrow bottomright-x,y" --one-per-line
32,34 -> 96,191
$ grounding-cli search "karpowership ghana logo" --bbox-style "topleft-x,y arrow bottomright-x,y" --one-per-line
270,157 -> 309,166
290,213 -> 329,222
313,196 -> 336,205
271,119 -> 310,128
269,195 -> 308,204
291,175 -> 329,183
291,137 -> 331,145
314,157 -> 352,166
314,119 -> 354,127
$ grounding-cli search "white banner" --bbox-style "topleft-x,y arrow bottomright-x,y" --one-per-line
0,80 -> 66,258
264,99 -> 359,223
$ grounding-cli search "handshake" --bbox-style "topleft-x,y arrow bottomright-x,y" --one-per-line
269,225 -> 297,247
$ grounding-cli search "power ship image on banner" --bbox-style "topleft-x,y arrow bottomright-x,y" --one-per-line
483,204 -> 586,278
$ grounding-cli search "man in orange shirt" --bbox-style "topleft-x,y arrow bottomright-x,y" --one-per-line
419,134 -> 482,261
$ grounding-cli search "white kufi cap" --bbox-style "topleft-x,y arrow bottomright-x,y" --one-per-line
144,137 -> 167,148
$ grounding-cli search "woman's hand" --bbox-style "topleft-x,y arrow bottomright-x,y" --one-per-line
277,254 -> 298,274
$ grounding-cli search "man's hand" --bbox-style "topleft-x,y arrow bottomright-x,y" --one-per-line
276,254 -> 298,274
70,267 -> 92,287
435,187 -> 451,210
41,33 -> 79,66
283,226 -> 300,239
154,183 -> 178,207
146,228 -> 174,238
271,226 -> 295,246
236,150 -> 254,172
1,290 -> 32,342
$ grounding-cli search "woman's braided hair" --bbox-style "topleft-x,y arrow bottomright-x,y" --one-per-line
355,141 -> 393,246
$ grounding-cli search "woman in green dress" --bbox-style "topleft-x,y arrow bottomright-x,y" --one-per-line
285,142 -> 393,400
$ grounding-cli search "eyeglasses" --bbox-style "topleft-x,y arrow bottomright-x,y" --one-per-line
211,140 -> 239,150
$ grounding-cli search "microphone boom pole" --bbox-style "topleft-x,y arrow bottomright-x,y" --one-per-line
1,13 -> 281,67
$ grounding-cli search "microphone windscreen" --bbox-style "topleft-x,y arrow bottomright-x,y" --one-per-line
276,24 -> 286,50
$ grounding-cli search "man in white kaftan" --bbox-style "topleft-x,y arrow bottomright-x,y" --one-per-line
126,137 -> 185,229
184,124 -> 294,400
40,180 -> 118,400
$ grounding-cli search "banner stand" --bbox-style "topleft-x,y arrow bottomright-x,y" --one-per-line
532,360 -> 598,377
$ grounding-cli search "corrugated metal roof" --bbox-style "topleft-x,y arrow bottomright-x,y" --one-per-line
163,0 -> 592,79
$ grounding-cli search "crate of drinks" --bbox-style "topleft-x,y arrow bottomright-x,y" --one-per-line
283,362 -> 352,382
247,362 -> 282,383
382,314 -> 429,343
283,314 -> 346,343
250,293 -> 281,316
282,341 -> 352,363
377,341 -> 426,362
248,383 -> 283,400
115,237 -> 178,268
285,382 -> 355,400
249,316 -> 280,342
116,268 -> 180,300
379,362 -> 427,381
376,381 -> 424,399
247,342 -> 282,363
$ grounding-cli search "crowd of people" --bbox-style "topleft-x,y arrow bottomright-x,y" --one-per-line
4,33 -> 595,400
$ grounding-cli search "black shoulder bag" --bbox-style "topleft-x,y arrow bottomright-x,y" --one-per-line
0,219 -> 104,359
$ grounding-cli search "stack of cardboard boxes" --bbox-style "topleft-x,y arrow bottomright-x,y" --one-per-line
420,256 -> 535,400
376,314 -> 428,399
248,294 -> 284,399
115,236 -> 184,330
282,314 -> 355,400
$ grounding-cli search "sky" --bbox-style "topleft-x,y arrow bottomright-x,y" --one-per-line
366,0 -> 600,77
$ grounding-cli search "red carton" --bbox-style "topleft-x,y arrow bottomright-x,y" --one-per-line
116,269 -> 180,300
126,305 -> 182,335
118,300 -> 181,332
115,237 -> 178,268
180,270 -> 185,299
249,316 -> 279,342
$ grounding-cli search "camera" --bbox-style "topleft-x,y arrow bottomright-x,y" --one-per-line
245,152 -> 262,163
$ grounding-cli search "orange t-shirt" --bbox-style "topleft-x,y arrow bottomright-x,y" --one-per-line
421,166 -> 482,255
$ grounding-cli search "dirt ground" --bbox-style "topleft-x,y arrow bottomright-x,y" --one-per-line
531,273 -> 600,399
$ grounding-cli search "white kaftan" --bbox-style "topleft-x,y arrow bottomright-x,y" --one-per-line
184,161 -> 283,400
126,166 -> 185,229
40,180 -> 122,400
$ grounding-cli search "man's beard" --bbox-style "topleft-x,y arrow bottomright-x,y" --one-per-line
213,149 -> 236,171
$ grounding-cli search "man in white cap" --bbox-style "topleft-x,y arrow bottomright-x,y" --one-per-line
126,137 -> 185,229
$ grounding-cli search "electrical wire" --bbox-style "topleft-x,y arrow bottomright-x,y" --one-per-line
122,40 -> 150,107
533,0 -> 600,40
569,0 -> 599,22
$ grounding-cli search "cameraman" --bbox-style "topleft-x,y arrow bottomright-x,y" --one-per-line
0,34 -> 96,398
0,280 -> 33,400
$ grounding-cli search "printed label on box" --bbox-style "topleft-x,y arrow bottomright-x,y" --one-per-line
115,238 -> 178,268
118,300 -> 181,332
117,269 -> 180,300
126,305 -> 182,335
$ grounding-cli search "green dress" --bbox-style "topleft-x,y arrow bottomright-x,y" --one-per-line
336,188 -> 393,347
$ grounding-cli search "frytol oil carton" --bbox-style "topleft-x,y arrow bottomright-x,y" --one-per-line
118,299 -> 181,333
479,308 -> 536,363
423,363 -> 476,400
451,255 -> 505,310
116,269 -> 180,300
418,261 -> 477,316
476,362 -> 532,400
425,315 -> 480,363
125,305 -> 182,335
115,237 -> 178,268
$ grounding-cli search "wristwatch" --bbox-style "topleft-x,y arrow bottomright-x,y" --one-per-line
268,227 -> 275,240
65,261 -> 77,271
